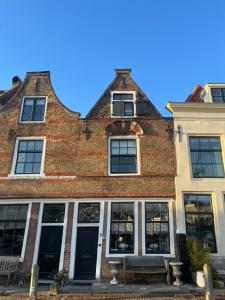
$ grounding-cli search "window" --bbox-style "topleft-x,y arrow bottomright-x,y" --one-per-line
110,139 -> 137,174
184,194 -> 217,253
145,203 -> 170,254
109,203 -> 134,254
78,203 -> 100,223
21,97 -> 46,122
42,204 -> 65,223
211,88 -> 225,103
0,204 -> 29,256
189,137 -> 224,178
13,139 -> 44,175
111,92 -> 135,117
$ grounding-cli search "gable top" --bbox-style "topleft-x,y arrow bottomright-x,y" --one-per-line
86,69 -> 162,119
0,71 -> 79,116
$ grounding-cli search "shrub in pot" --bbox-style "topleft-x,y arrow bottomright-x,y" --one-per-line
186,238 -> 210,288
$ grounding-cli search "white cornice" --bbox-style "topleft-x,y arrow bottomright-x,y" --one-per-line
166,102 -> 225,114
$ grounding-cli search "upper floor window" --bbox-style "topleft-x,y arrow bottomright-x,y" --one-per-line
109,138 -> 138,175
20,97 -> 46,122
189,137 -> 224,178
111,91 -> 136,117
11,139 -> 45,175
0,204 -> 29,256
211,88 -> 225,103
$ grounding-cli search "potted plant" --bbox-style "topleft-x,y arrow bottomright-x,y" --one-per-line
53,269 -> 68,288
186,238 -> 210,288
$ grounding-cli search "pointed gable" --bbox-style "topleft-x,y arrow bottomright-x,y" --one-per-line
86,69 -> 162,119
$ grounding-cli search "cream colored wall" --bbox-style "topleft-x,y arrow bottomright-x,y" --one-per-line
173,114 -> 225,256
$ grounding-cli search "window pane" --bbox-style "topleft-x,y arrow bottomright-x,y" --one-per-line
145,203 -> 170,254
113,93 -> 134,100
110,203 -> 134,254
78,203 -> 100,223
42,204 -> 65,223
111,139 -> 137,174
18,141 -> 27,151
15,163 -> 25,174
24,163 -> 33,173
32,163 -> 41,174
0,205 -> 28,256
211,89 -> 221,96
184,194 -> 217,252
26,153 -> 34,163
35,141 -> 43,152
27,141 -> 35,152
124,102 -> 134,116
190,137 -> 224,178
17,153 -> 26,163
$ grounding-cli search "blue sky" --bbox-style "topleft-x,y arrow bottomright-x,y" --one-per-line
1,0 -> 225,117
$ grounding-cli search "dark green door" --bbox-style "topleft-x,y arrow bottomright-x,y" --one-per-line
74,227 -> 99,280
38,226 -> 63,280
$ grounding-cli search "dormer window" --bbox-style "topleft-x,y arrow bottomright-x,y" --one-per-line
211,88 -> 225,103
111,91 -> 136,117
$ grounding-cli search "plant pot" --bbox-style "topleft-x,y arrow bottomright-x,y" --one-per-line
195,271 -> 205,288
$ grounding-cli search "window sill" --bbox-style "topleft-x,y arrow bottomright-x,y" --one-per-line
19,121 -> 46,124
8,174 -> 45,179
105,253 -> 137,258
142,253 -> 175,257
111,115 -> 137,119
108,173 -> 140,176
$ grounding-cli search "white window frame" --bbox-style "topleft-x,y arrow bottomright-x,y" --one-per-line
106,201 -> 138,257
19,96 -> 48,123
32,201 -> 68,282
141,199 -> 175,257
187,134 -> 225,180
69,201 -> 104,280
108,136 -> 141,176
9,136 -> 46,177
0,201 -> 32,262
111,91 -> 136,118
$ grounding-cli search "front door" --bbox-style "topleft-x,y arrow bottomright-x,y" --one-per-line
38,226 -> 63,280
74,226 -> 99,280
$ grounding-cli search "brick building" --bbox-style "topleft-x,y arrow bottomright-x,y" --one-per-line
0,69 -> 176,281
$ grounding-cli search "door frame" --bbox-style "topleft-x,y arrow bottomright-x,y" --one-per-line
32,201 -> 68,278
69,201 -> 104,280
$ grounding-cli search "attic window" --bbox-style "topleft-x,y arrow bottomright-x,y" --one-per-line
111,91 -> 136,117
211,88 -> 225,103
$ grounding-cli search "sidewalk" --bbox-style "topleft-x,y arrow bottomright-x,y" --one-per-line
0,281 -> 224,299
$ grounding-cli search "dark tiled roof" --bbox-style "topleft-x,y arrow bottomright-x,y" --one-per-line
185,84 -> 204,103
0,84 -> 22,107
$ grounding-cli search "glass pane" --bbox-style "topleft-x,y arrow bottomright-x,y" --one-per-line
113,93 -> 134,100
27,141 -> 35,152
209,138 -> 221,150
15,163 -> 24,174
24,163 -> 33,173
212,96 -> 223,103
213,164 -> 224,177
17,205 -> 28,220
189,138 -> 199,150
42,204 -> 65,223
36,98 -> 45,106
120,141 -> 127,148
18,141 -> 27,152
111,141 -> 119,148
120,147 -> 128,155
210,152 -> 222,164
34,153 -> 42,163
199,138 -> 210,150
128,140 -> 136,147
26,153 -> 34,163
6,206 -> 17,220
17,153 -> 26,163
111,148 -> 119,155
127,147 -> 136,154
124,102 -> 134,116
211,89 -> 221,96
32,163 -> 41,174
78,203 -> 100,223
35,141 -> 43,151
0,206 -> 8,220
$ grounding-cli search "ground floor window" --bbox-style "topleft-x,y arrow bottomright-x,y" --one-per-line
184,194 -> 217,252
145,202 -> 170,254
109,202 -> 134,254
0,204 -> 29,256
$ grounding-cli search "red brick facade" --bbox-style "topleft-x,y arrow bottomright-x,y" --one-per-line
0,69 -> 176,280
